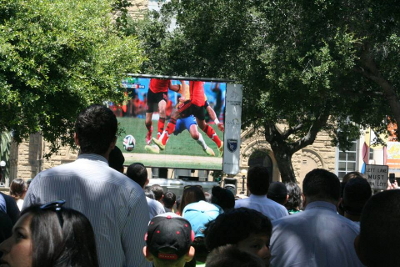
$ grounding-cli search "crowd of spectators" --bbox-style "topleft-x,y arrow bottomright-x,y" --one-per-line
0,104 -> 396,267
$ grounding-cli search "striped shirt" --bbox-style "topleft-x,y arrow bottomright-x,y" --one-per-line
23,154 -> 151,267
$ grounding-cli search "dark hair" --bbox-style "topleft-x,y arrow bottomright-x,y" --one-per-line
206,244 -> 264,267
267,182 -> 287,205
144,187 -> 155,199
162,191 -> 176,209
303,169 -> 340,202
21,204 -> 99,267
150,184 -> 164,201
178,186 -> 205,215
341,171 -> 364,197
284,182 -> 302,211
75,104 -> 117,155
343,177 -> 371,216
247,166 -> 270,195
108,146 -> 125,173
126,163 -> 147,188
10,178 -> 27,199
204,207 -> 272,251
359,190 -> 400,267
211,186 -> 235,211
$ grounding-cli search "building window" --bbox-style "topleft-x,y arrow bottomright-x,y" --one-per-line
337,140 -> 358,179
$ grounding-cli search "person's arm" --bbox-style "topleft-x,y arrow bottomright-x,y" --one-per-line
169,80 -> 184,92
122,189 -> 152,267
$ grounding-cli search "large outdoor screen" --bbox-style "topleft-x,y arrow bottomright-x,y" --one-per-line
111,75 -> 232,172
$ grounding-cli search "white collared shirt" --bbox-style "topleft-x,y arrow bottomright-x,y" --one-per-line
270,201 -> 364,267
234,194 -> 289,220
24,153 -> 151,267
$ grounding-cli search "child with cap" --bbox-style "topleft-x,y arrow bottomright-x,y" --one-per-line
143,213 -> 195,267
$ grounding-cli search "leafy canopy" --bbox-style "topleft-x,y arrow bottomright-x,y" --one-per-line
0,0 -> 145,154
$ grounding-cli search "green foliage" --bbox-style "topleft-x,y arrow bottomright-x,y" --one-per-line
0,131 -> 11,180
0,0 -> 145,154
132,0 -> 400,181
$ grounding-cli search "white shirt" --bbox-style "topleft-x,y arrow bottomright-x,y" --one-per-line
147,197 -> 165,219
234,194 -> 289,220
270,201 -> 364,267
24,154 -> 151,267
16,199 -> 24,211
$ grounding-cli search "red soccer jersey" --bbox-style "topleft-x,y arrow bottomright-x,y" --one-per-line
149,79 -> 171,93
189,81 -> 205,106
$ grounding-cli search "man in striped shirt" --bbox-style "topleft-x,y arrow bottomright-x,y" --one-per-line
24,104 -> 151,267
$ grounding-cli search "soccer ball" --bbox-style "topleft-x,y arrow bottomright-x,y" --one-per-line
123,135 -> 136,151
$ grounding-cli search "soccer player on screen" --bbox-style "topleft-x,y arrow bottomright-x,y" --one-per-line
145,78 -> 181,145
152,81 -> 224,156
147,114 -> 216,156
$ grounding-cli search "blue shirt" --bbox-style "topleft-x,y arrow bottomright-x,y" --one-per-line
235,194 -> 289,221
24,154 -> 151,267
270,201 -> 364,267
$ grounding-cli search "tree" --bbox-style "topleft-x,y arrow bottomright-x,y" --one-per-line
0,0 -> 145,155
132,0 -> 399,182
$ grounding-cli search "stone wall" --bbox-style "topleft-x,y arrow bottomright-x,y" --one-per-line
9,133 -> 78,182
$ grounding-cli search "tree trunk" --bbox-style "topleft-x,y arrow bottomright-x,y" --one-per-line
264,122 -> 297,183
263,110 -> 330,183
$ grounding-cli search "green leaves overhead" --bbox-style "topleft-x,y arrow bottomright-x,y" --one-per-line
0,0 -> 145,153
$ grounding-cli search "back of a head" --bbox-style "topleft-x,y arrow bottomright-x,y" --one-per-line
163,192 -> 176,209
145,213 -> 194,267
145,187 -> 155,199
284,182 -> 302,211
206,244 -> 264,267
303,168 -> 340,203
75,104 -> 117,155
204,207 -> 272,251
343,177 -> 372,216
151,184 -> 164,201
22,203 -> 99,267
108,146 -> 125,173
247,166 -> 270,195
211,186 -> 235,211
126,163 -> 147,188
358,190 -> 400,267
342,171 -> 363,184
179,186 -> 205,215
10,179 -> 27,199
267,182 -> 287,205
341,171 -> 364,197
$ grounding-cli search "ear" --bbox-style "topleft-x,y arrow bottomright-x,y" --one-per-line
74,133 -> 79,146
354,235 -> 367,265
143,246 -> 154,262
184,246 -> 195,262
302,193 -> 307,208
109,136 -> 117,150
283,194 -> 289,205
337,198 -> 343,209
144,178 -> 150,187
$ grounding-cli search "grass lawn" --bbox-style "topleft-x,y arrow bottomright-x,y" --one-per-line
116,117 -> 223,170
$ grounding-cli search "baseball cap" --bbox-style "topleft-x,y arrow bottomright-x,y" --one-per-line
182,200 -> 222,238
145,213 -> 194,260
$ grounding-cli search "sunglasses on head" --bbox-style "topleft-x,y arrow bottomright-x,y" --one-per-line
40,199 -> 66,227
